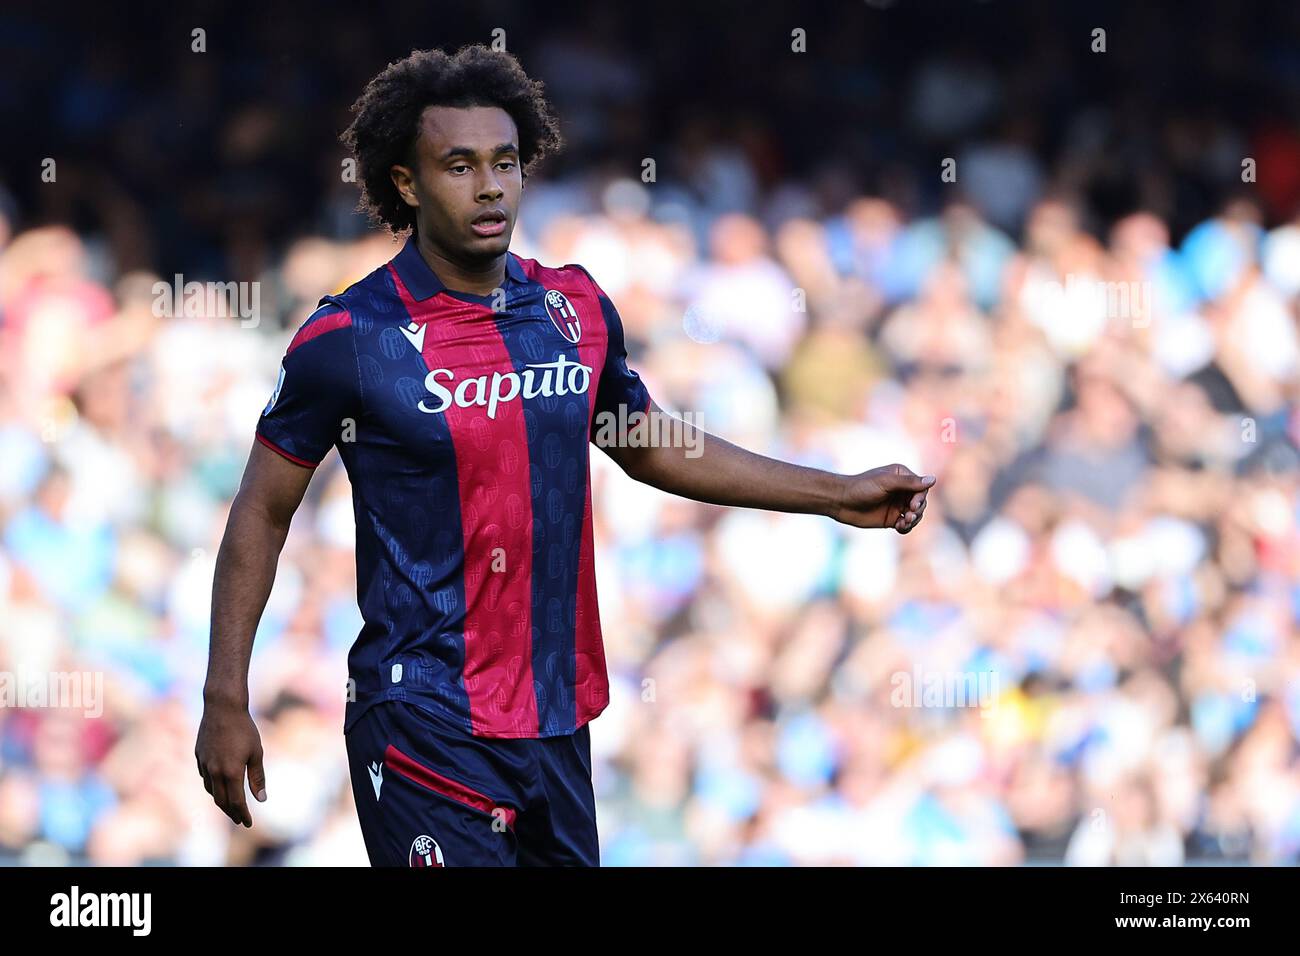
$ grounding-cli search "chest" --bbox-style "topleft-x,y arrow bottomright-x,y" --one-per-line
353,305 -> 607,470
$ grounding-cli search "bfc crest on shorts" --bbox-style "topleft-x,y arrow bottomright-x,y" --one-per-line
409,834 -> 445,867
544,288 -> 582,343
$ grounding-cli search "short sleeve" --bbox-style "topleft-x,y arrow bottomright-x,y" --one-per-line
255,304 -> 359,467
589,289 -> 652,439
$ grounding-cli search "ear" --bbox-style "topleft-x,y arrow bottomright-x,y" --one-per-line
391,164 -> 419,209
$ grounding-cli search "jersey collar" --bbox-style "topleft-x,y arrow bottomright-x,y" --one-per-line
392,234 -> 527,301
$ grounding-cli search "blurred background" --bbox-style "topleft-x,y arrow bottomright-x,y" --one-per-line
1,0 -> 1299,865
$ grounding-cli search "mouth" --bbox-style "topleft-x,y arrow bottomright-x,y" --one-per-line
470,210 -> 508,237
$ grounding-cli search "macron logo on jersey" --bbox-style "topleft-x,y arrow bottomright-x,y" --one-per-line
401,320 -> 427,353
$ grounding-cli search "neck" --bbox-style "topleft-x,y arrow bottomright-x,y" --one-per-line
416,233 -> 506,297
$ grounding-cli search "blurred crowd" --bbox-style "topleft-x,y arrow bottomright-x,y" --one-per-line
2,178 -> 1299,865
2,2 -> 1300,866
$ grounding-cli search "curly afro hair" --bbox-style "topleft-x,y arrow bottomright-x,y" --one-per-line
341,44 -> 563,235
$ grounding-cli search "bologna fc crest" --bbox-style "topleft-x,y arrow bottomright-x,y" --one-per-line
409,834 -> 445,867
543,289 -> 581,344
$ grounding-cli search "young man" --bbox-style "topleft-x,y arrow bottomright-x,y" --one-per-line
195,44 -> 935,867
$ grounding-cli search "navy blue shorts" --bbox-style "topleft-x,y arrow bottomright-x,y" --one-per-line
344,700 -> 599,867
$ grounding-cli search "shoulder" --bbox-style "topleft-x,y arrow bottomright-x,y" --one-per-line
286,300 -> 353,355
513,252 -> 610,301
559,261 -> 609,300
293,258 -> 405,347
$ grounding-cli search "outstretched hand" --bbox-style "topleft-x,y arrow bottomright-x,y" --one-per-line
832,463 -> 936,533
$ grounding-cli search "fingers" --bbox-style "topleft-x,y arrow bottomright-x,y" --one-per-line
199,757 -> 255,827
910,474 -> 937,492
896,471 -> 936,532
895,492 -> 929,533
247,751 -> 268,803
221,770 -> 253,828
883,466 -> 936,494
211,775 -> 230,823
231,767 -> 253,827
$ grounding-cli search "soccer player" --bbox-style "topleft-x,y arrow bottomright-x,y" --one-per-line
195,44 -> 935,866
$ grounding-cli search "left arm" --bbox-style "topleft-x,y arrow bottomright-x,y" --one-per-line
599,400 -> 935,533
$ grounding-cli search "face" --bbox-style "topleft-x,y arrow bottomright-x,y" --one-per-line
391,105 -> 522,261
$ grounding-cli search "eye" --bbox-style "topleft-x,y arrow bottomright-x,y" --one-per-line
496,160 -> 516,171
450,164 -> 471,174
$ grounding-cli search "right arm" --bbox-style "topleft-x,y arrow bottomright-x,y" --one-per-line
196,303 -> 357,829
195,440 -> 315,828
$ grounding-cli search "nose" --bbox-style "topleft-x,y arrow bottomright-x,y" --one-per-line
478,172 -> 504,202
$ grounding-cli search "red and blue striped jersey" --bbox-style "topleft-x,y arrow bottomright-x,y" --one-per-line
255,237 -> 652,738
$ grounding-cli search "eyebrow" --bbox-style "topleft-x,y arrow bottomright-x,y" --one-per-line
440,142 -> 519,161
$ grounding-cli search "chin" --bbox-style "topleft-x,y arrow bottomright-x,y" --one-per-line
472,232 -> 512,254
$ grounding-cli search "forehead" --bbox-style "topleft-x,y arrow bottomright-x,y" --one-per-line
414,105 -> 518,156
